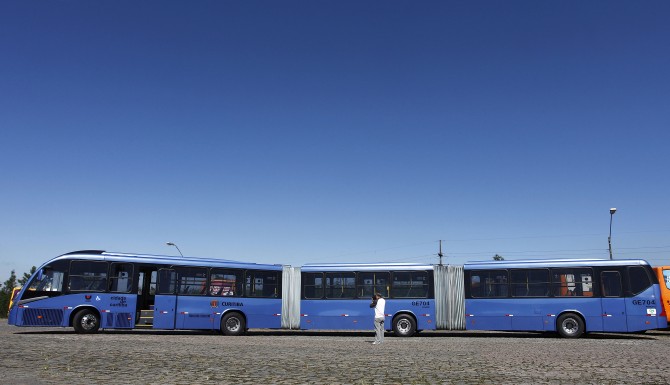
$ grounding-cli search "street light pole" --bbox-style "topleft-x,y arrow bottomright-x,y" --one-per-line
166,242 -> 184,257
608,208 -> 616,260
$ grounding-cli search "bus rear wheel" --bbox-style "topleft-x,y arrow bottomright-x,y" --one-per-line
73,309 -> 100,334
221,312 -> 246,336
392,314 -> 417,337
557,312 -> 584,338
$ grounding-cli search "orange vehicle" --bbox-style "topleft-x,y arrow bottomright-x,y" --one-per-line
652,267 -> 670,324
8,287 -> 21,312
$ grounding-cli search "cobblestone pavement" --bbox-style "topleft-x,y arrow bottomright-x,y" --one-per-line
2,322 -> 669,385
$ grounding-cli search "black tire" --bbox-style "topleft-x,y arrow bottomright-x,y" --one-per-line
73,309 -> 100,334
221,312 -> 246,336
556,312 -> 584,338
392,314 -> 417,337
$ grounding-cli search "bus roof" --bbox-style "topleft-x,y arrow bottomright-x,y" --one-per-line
464,258 -> 651,270
44,250 -> 284,270
301,262 -> 434,272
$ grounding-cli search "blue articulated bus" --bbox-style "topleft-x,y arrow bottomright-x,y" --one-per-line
8,251 -> 666,338
8,250 -> 284,335
464,259 -> 667,337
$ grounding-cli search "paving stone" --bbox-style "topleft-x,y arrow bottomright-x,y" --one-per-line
1,323 -> 668,385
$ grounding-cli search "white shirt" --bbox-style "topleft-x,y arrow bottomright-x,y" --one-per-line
374,297 -> 386,319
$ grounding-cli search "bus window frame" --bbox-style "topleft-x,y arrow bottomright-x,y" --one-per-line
550,267 -> 594,297
68,260 -> 109,293
244,269 -> 280,298
209,267 -> 244,297
510,268 -> 550,298
302,272 -> 325,299
600,270 -> 623,298
390,270 -> 431,299
468,269 -> 509,299
357,271 -> 390,298
174,266 -> 208,296
324,272 -> 356,299
627,266 -> 653,296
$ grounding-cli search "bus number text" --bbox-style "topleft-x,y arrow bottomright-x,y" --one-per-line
631,299 -> 655,306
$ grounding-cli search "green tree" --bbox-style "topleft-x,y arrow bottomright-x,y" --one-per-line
0,270 -> 18,318
18,266 -> 36,286
493,254 -> 504,261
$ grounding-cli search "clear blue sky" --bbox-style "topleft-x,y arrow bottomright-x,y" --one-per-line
1,1 -> 669,283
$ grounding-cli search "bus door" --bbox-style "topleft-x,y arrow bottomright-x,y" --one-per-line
600,271 -> 627,332
153,268 -> 177,329
136,268 -> 157,326
625,266 -> 662,331
173,267 -> 211,330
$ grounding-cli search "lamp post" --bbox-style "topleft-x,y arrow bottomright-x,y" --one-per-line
166,242 -> 184,257
608,208 -> 616,260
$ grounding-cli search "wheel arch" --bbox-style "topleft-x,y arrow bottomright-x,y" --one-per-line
391,311 -> 419,337
219,309 -> 248,331
391,310 -> 418,328
69,305 -> 101,327
220,309 -> 247,322
555,310 -> 587,333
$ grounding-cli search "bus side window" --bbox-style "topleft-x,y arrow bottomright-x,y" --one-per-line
628,266 -> 652,295
110,263 -> 133,293
69,261 -> 108,292
210,269 -> 243,297
246,270 -> 279,298
551,268 -> 593,297
601,271 -> 622,297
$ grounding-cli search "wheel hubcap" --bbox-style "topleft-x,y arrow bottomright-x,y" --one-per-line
81,314 -> 97,331
397,319 -> 410,333
226,318 -> 240,332
563,319 -> 577,334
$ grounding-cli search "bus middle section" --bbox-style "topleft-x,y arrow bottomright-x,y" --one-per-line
299,298 -> 435,331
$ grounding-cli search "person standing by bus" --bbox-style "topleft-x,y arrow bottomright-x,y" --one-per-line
370,293 -> 386,345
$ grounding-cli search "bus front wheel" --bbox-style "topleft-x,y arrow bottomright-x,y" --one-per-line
73,309 -> 100,334
557,313 -> 584,338
392,314 -> 417,337
221,312 -> 246,336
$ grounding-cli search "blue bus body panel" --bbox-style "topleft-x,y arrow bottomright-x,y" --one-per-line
101,294 -> 137,328
464,299 -> 512,330
175,296 -> 215,330
12,293 -> 137,329
134,295 -> 284,331
624,285 -> 666,331
300,300 -> 370,330
466,298 -> 605,332
235,298 -> 281,329
154,295 -> 177,329
217,298 -> 282,329
14,296 -> 69,327
601,297 -> 627,332
300,299 -> 436,331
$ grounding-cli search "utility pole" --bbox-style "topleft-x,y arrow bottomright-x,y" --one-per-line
438,240 -> 444,266
608,208 -> 616,260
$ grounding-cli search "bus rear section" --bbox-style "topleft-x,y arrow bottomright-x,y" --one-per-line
464,259 -> 667,338
652,266 -> 670,325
